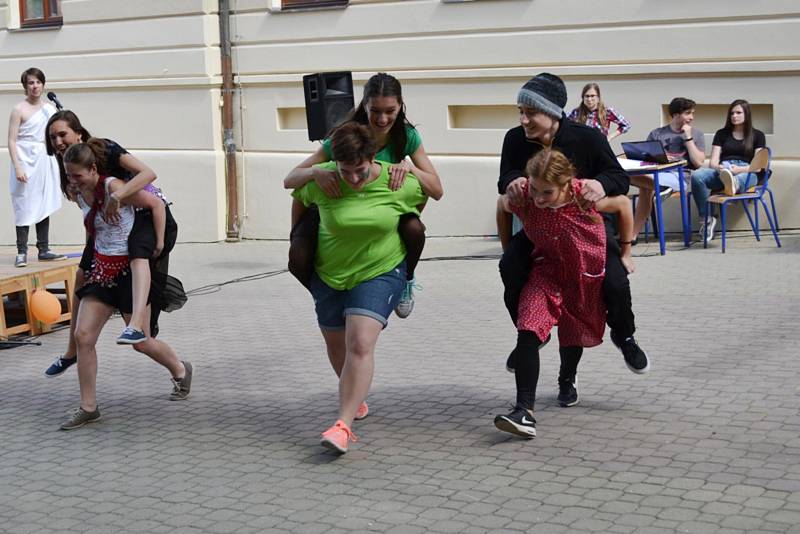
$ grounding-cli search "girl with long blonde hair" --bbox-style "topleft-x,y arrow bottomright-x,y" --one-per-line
568,83 -> 631,141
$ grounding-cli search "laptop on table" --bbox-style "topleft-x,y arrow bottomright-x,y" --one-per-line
621,140 -> 675,165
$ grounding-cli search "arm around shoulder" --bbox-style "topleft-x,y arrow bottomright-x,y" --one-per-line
283,145 -> 330,189
408,144 -> 443,200
115,152 -> 157,201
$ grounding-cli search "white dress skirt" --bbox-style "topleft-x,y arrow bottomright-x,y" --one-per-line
9,103 -> 62,226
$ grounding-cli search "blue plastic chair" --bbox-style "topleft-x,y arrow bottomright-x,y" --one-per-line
703,147 -> 780,253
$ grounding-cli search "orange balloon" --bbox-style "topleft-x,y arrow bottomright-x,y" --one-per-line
30,289 -> 62,324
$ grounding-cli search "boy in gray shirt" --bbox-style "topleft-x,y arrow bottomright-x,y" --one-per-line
629,97 -> 706,237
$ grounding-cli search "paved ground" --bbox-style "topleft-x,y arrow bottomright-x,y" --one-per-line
1,230 -> 799,534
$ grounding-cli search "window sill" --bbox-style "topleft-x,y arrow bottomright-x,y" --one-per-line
267,0 -> 348,13
11,21 -> 63,31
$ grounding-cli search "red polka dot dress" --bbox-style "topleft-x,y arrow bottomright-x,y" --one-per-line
509,179 -> 607,348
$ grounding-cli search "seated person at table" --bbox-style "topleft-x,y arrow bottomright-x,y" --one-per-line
690,99 -> 766,241
630,98 -> 706,237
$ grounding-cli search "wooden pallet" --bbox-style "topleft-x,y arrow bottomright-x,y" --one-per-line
1,258 -> 79,338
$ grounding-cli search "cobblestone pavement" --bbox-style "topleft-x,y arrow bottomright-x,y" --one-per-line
1,231 -> 799,534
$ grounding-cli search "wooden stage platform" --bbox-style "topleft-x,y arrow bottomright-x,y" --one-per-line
0,252 -> 80,338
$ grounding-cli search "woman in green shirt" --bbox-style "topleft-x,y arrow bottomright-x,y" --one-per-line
285,73 -> 443,319
291,122 -> 427,454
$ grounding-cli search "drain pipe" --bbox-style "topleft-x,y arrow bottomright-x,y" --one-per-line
219,0 -> 240,241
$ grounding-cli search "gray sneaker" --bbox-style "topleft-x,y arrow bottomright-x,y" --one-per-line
14,254 -> 27,267
170,361 -> 193,400
60,406 -> 101,430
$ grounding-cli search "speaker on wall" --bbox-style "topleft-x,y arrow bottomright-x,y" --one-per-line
303,71 -> 355,141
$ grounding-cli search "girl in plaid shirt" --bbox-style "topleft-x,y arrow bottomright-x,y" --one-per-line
568,83 -> 631,141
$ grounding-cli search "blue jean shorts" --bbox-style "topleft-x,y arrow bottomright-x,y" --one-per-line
310,261 -> 407,330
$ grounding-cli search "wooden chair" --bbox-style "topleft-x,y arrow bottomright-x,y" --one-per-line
703,147 -> 780,253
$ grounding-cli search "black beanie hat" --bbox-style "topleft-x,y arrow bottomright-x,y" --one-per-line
517,73 -> 567,118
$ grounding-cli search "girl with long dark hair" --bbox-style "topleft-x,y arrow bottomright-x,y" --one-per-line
42,110 -> 178,377
690,99 -> 766,241
285,73 -> 443,319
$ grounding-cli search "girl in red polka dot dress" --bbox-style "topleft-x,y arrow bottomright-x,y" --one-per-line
494,148 -> 635,439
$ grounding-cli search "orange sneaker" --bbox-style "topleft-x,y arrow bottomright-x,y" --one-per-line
355,401 -> 369,420
320,420 -> 357,454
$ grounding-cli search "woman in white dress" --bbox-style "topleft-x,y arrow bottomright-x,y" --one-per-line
7,67 -> 65,267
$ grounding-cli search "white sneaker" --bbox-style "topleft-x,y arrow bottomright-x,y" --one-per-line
720,168 -> 737,196
699,216 -> 717,241
394,278 -> 418,319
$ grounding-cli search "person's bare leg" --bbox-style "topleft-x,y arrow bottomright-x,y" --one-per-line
336,315 -> 382,428
321,328 -> 346,377
126,258 -> 150,333
496,197 -> 514,251
73,298 -> 114,411
61,268 -> 86,361
630,175 -> 655,238
125,306 -> 184,379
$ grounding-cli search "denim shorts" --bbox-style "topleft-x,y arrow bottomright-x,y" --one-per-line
310,261 -> 407,330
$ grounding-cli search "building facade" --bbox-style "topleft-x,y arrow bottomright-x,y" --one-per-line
2,0 -> 799,245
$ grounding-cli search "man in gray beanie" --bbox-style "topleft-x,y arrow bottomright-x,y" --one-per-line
494,73 -> 649,438
515,72 -> 568,120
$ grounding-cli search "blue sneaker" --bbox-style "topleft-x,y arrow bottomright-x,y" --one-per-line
395,278 -> 420,319
44,355 -> 77,378
116,327 -> 147,345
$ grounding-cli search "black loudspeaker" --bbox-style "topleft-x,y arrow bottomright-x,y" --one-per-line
303,71 -> 355,141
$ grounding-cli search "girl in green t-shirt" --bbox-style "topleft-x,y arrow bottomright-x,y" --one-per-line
291,122 -> 427,454
285,73 -> 443,319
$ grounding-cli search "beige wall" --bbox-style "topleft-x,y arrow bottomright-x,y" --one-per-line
2,0 -> 799,244
0,0 -> 224,245
235,0 -> 800,238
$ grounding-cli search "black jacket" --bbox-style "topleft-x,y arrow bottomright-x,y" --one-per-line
497,116 -> 629,197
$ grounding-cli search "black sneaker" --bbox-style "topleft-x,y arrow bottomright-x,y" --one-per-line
38,250 -> 67,262
505,334 -> 552,373
44,355 -> 77,378
169,361 -> 193,400
613,335 -> 650,374
557,377 -> 579,407
494,406 -> 536,438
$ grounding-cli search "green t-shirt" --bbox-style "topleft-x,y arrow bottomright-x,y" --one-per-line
292,161 -> 427,290
322,124 -> 422,164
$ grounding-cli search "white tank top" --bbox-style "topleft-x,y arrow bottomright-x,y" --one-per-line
77,177 -> 135,256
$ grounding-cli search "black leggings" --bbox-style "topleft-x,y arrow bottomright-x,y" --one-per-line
15,217 -> 50,254
288,207 -> 425,289
558,346 -> 583,383
514,331 -> 585,410
499,225 -> 636,341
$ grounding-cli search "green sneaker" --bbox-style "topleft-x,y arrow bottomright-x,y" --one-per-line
170,361 -> 193,400
60,407 -> 101,430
